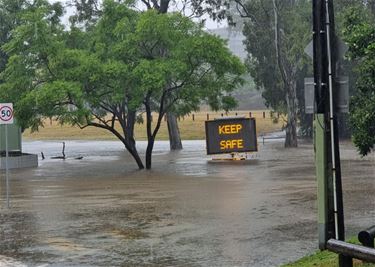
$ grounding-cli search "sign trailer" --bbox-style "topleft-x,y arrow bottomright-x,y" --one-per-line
0,103 -> 14,208
205,117 -> 257,156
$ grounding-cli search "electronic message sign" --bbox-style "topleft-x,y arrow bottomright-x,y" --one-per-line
205,118 -> 257,155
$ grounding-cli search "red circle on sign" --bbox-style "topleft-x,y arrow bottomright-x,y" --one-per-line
0,106 -> 13,122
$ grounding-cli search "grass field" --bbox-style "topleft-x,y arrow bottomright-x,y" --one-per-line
23,110 -> 284,141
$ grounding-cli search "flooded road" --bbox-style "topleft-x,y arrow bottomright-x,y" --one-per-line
0,140 -> 374,266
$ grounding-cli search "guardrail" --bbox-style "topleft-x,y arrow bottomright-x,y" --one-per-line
326,239 -> 375,263
358,226 -> 375,248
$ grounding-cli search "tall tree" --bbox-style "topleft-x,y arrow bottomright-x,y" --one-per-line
1,0 -> 244,169
138,0 -> 238,150
71,0 -> 238,150
240,0 -> 310,147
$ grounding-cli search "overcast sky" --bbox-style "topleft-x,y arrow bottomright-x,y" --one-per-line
50,0 -> 227,29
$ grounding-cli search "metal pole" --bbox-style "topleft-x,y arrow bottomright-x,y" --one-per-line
324,0 -> 339,240
315,114 -> 329,249
324,1 -> 350,266
313,0 -> 332,249
5,124 -> 9,209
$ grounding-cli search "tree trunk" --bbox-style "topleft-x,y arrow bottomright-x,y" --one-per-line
148,0 -> 183,152
273,0 -> 298,148
284,81 -> 298,147
125,110 -> 144,169
167,112 -> 183,150
145,137 -> 154,169
128,144 -> 145,169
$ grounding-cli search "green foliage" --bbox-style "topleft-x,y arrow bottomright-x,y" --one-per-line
0,0 -> 27,79
242,0 -> 310,111
343,6 -> 375,155
0,0 -> 244,168
241,0 -> 311,145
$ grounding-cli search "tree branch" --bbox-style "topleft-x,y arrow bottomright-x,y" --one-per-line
141,0 -> 152,9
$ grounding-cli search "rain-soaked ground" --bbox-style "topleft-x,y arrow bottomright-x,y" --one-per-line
0,139 -> 374,267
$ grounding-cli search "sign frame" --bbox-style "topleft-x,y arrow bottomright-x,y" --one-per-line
0,103 -> 14,125
205,117 -> 258,155
0,102 -> 14,208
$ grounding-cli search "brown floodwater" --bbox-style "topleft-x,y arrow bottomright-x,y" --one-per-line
0,140 -> 374,266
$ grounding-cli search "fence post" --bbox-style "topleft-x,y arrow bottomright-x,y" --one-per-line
192,114 -> 195,121
207,114 -> 209,120
263,112 -> 266,118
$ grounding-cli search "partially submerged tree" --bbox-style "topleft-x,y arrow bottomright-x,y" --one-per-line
70,0 -> 242,151
138,0 -> 240,150
1,0 -> 244,169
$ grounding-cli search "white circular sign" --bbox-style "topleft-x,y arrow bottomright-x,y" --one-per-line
0,103 -> 14,124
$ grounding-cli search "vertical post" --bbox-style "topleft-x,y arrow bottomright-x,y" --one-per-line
249,112 -> 252,118
192,114 -> 195,121
313,1 -> 351,266
207,114 -> 209,121
5,124 -> 9,209
263,112 -> 265,118
315,114 -> 328,249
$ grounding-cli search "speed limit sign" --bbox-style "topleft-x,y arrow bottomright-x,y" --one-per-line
0,103 -> 14,124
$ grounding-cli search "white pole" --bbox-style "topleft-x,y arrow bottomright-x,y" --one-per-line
5,124 -> 9,209
325,0 -> 338,239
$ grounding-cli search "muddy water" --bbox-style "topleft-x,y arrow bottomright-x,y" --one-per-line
0,140 -> 374,266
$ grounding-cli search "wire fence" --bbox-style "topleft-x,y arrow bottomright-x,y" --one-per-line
155,110 -> 284,122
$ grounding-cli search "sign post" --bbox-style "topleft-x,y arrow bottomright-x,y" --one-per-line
0,103 -> 14,209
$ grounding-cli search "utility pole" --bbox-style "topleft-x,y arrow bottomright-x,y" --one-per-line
312,1 -> 351,266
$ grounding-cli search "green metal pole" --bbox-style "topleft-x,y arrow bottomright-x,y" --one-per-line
315,113 -> 328,249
